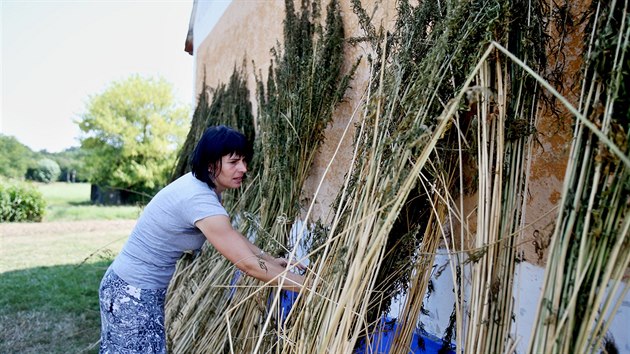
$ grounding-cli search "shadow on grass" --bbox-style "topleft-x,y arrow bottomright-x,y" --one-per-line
0,259 -> 113,354
67,201 -> 94,206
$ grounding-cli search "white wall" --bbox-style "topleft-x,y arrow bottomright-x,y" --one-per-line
416,253 -> 630,353
192,0 -> 232,54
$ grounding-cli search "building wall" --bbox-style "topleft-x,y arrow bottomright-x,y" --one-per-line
193,0 -> 568,262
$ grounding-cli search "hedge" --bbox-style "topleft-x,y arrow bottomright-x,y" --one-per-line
0,179 -> 46,222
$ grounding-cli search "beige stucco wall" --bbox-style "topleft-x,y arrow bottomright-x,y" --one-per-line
509,1 -> 589,266
193,1 -> 284,116
193,0 -> 581,264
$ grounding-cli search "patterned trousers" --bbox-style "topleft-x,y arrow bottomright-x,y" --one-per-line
99,267 -> 167,354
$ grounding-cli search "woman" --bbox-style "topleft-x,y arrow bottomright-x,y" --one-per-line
98,125 -> 306,353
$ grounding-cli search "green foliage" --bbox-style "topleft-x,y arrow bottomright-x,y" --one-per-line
0,134 -> 35,179
43,147 -> 90,182
172,66 -> 254,181
205,66 -> 255,146
77,75 -> 190,203
171,81 -> 213,181
250,0 -> 356,251
0,179 -> 46,222
25,158 -> 61,183
0,134 -> 88,182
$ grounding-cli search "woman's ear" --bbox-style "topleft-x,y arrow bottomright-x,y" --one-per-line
208,161 -> 219,179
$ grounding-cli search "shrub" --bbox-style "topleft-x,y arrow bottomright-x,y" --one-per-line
0,134 -> 35,179
25,158 -> 61,183
0,179 -> 46,222
49,147 -> 90,182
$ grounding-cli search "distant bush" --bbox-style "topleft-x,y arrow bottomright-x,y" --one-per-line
48,147 -> 90,182
25,158 -> 61,183
0,179 -> 46,222
0,134 -> 35,179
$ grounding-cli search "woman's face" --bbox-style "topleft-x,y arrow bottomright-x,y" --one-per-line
211,153 -> 248,193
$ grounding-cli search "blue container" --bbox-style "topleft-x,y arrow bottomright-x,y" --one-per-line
274,289 -> 454,354
354,318 -> 454,354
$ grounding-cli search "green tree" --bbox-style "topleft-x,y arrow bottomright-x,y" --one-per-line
77,75 -> 190,202
0,134 -> 36,179
25,158 -> 61,183
44,147 -> 90,182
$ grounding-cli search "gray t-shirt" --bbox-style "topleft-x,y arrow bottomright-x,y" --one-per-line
112,172 -> 228,289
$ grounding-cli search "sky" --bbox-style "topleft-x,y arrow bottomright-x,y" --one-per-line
1,0 -> 195,153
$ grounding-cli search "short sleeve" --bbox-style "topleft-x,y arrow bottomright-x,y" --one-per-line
183,190 -> 229,225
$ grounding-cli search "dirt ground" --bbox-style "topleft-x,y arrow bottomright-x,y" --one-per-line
0,220 -> 136,237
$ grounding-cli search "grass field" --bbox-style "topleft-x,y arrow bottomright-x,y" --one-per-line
0,182 -> 137,353
38,182 -> 142,221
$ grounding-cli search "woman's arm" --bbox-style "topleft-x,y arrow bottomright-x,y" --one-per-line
243,240 -> 307,272
195,215 -> 305,292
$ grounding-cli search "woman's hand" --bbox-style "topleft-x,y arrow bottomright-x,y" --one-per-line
196,215 -> 307,292
275,257 -> 307,273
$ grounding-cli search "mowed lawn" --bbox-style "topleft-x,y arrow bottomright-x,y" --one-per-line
0,182 -> 137,353
40,182 -> 142,222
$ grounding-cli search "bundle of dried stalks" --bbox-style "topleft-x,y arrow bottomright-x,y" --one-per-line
528,1 -> 630,352
165,0 -> 354,352
274,0 -> 548,352
461,58 -> 533,354
249,0 -> 355,253
166,57 -> 258,354
170,67 -> 254,183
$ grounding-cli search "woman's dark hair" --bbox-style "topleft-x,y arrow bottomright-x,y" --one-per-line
191,125 -> 253,188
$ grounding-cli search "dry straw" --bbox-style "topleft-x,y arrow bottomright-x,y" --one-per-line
528,1 -> 630,352
165,0 -> 629,353
166,0 -> 355,352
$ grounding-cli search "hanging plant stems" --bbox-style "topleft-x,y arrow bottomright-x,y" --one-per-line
528,1 -> 630,352
165,0 -> 355,352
